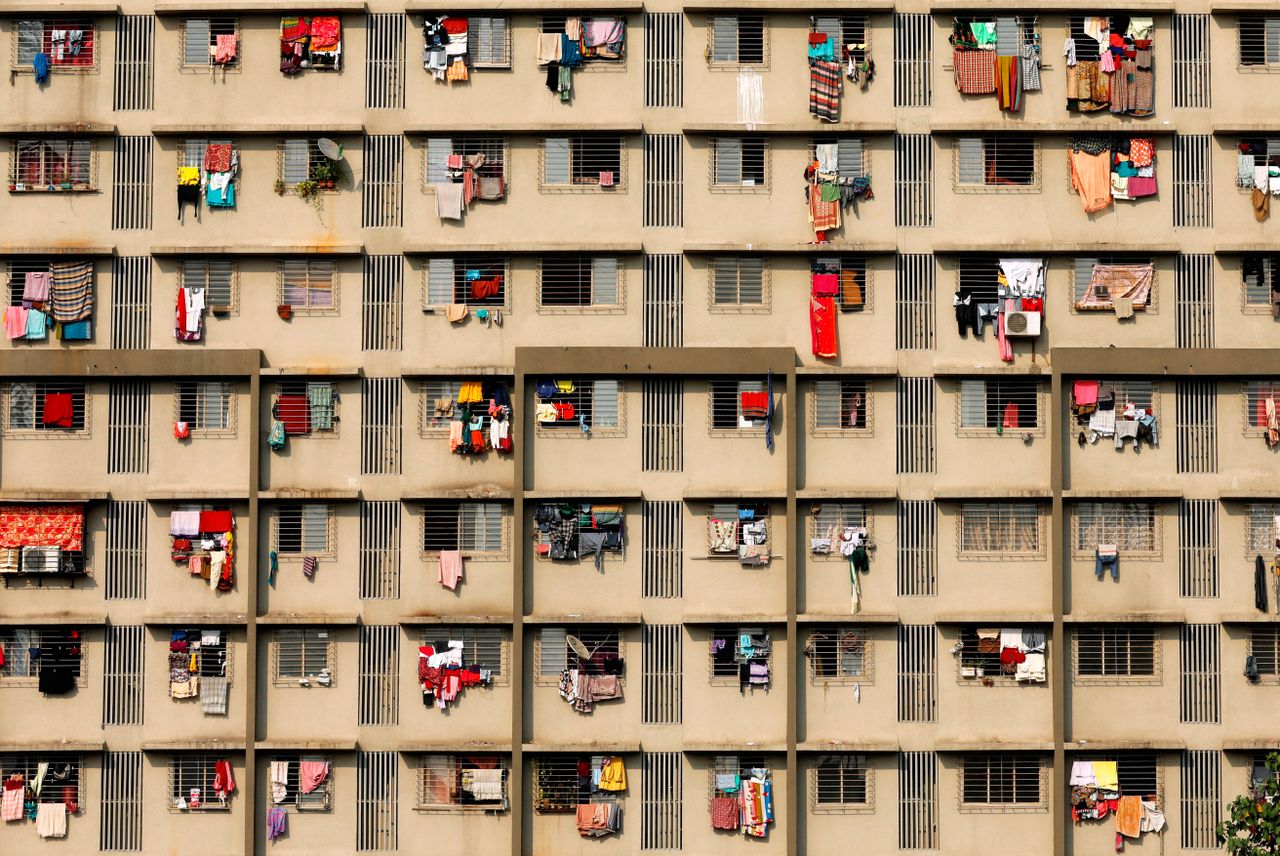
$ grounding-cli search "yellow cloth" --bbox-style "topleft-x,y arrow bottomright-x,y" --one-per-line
178,166 -> 201,186
444,304 -> 468,323
555,380 -> 575,393
1093,761 -> 1118,791
458,382 -> 483,403
598,757 -> 627,792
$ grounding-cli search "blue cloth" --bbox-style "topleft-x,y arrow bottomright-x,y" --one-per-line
808,40 -> 835,61
33,52 -> 50,83
765,369 -> 775,451
560,33 -> 583,66
1095,550 -> 1119,581
60,319 -> 92,340
24,309 -> 47,340
206,179 -> 235,208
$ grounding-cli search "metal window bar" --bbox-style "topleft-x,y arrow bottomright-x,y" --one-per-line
955,255 -> 1002,304
710,257 -> 764,306
1242,254 -> 1279,306
1071,753 -> 1160,797
1073,626 -> 1158,679
0,754 -> 81,804
812,16 -> 869,62
1173,14 -> 1211,108
893,14 -> 932,107
540,16 -> 627,61
643,253 -> 684,347
1073,502 -> 1159,553
105,500 -> 146,600
358,626 -> 400,727
810,755 -> 871,813
6,258 -> 52,306
181,17 -> 238,68
417,754 -> 509,810
1179,623 -> 1221,724
1239,15 -> 1280,67
273,503 -> 334,555
955,136 -> 1037,187
359,500 -> 400,600
543,136 -> 624,187
16,19 -> 97,67
175,381 -> 232,432
538,256 -> 621,307
950,15 -> 1037,56
644,13 -> 683,108
11,139 -> 94,189
812,380 -> 869,430
642,623 -> 682,724
708,503 -> 770,555
422,627 -> 507,681
167,755 -> 231,812
897,625 -> 937,722
1243,380 -> 1280,430
279,259 -> 335,310
534,755 -> 618,812
1180,750 -> 1221,850
961,753 -> 1043,806
958,378 -> 1040,430
1240,137 -> 1280,174
424,137 -> 507,186
278,138 -> 330,185
107,381 -> 149,475
102,625 -> 144,727
0,628 -> 84,681
467,16 -> 510,67
898,751 -> 938,848
894,134 -> 934,227
641,751 -> 682,849
1251,753 -> 1280,789
710,754 -> 767,800
1175,382 -> 1217,474
810,503 -> 869,554
111,136 -> 153,230
641,380 -> 684,473
420,379 -> 487,433
181,257 -> 235,313
956,627 -> 1033,681
711,137 -> 767,187
1173,135 -> 1212,228
100,750 -> 143,851
421,502 -> 505,555
362,255 -> 403,351
113,16 -> 154,112
274,629 -> 333,683
896,377 -> 936,474
273,381 -> 337,436
362,134 -> 404,228
1176,253 -> 1214,348
169,628 -> 229,679
642,500 -> 683,598
1249,627 -> 1280,675
365,13 -> 405,109
895,253 -> 936,347
709,16 -> 765,65
1072,256 -> 1154,308
1246,503 -> 1280,555
270,755 -> 334,810
709,379 -> 767,429
897,500 -> 937,597
535,379 -> 620,430
111,256 -> 150,350
3,381 -> 88,432
806,627 -> 869,684
644,133 -> 683,227
958,503 -> 1041,554
808,137 -> 866,181
361,376 -> 402,476
535,626 -> 621,676
425,255 -> 507,308
812,254 -> 869,312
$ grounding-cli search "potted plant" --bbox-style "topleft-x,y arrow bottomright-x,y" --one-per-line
293,179 -> 319,200
276,304 -> 293,321
273,179 -> 287,195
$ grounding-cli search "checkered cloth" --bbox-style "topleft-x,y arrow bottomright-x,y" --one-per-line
953,47 -> 996,94
808,60 -> 842,123
201,676 -> 229,715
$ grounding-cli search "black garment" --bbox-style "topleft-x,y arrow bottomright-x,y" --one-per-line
1257,554 -> 1269,612
1246,655 -> 1261,682
39,665 -> 75,695
177,184 -> 201,223
545,62 -> 560,92
954,291 -> 979,337
602,657 -> 624,676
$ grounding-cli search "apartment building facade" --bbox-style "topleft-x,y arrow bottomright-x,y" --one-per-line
0,1 -> 1277,854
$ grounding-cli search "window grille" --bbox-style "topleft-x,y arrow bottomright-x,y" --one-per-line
895,253 -> 935,347
642,623 -> 681,724
896,377 -> 935,473
273,503 -> 334,556
181,259 -> 235,313
1239,138 -> 1280,180
362,134 -> 403,228
810,503 -> 869,558
111,136 -> 153,230
893,14 -> 932,107
1072,257 -> 1155,310
709,16 -> 765,65
1073,502 -> 1159,554
643,253 -> 684,347
958,504 -> 1041,555
100,750 -> 142,851
641,751 -> 682,848
533,755 -> 620,812
897,624 -> 937,722
279,259 -> 336,312
955,255 -> 1002,304
2,381 -> 88,434
418,378 -> 510,434
542,137 -> 624,189
812,16 -> 869,62
175,381 -> 233,434
422,627 -> 507,682
362,255 -> 402,351
1176,254 -> 1214,349
1249,626 -> 1280,678
956,626 -> 1046,684
6,259 -> 52,305
709,625 -> 771,683
709,379 -> 768,430
0,754 -> 81,804
11,139 -> 94,190
1172,135 -> 1212,228
1180,750 -> 1221,850
710,754 -> 767,801
270,755 -> 333,810
273,629 -> 334,685
532,501 -> 626,562
707,503 -> 770,556
111,256 -> 151,350
102,624 -> 144,727
812,255 -> 870,312
1239,15 -> 1280,67
955,137 -> 1038,190
1071,753 -> 1160,798
1242,254 -> 1280,308
170,628 -> 230,680
1173,14 -> 1211,108
961,754 -> 1043,808
1251,754 -> 1280,789
361,376 -> 401,476
897,500 -> 937,597
105,499 -> 146,600
1085,379 -> 1158,412
710,257 -> 766,308
806,627 -> 869,684
1179,623 -> 1221,724
644,133 -> 683,227
359,500 -> 400,600
182,18 -> 238,68
420,502 -> 506,556
423,256 -> 507,308
1178,498 -> 1219,599
418,754 -> 509,810
539,16 -> 627,64
958,378 -> 1040,432
950,15 -> 1037,56
538,256 -> 622,308
1073,626 -> 1158,681
365,13 -> 405,111
898,751 -> 938,848
644,12 -> 683,108
14,19 -> 96,68
641,381 -> 684,473
811,380 -> 869,432
810,755 -> 870,814
710,137 -> 767,188
535,379 -> 621,432
1246,504 -> 1280,555
535,626 -> 622,682
168,755 -> 232,811
466,17 -> 510,67
358,625 -> 399,727
179,137 -> 235,171
1243,380 -> 1280,433
278,139 -> 331,186
424,137 -> 507,187
107,380 -> 149,475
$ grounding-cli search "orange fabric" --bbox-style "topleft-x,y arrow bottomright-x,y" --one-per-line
1069,149 -> 1113,214
1115,795 -> 1142,838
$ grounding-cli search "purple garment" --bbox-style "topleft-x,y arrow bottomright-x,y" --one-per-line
267,806 -> 288,841
23,271 -> 50,302
1126,176 -> 1158,198
584,19 -> 622,47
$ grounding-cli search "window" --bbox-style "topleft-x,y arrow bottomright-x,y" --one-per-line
710,257 -> 766,308
532,755 -> 620,812
1246,503 -> 1280,554
1072,257 -> 1155,311
14,20 -> 96,69
535,626 -> 622,680
709,379 -> 768,430
421,502 -> 505,556
1074,626 -> 1158,679
542,137 -> 624,189
811,755 -> 870,812
711,754 -> 767,799
709,16 -> 765,65
805,627 -> 868,684
961,754 -> 1043,808
175,381 -> 233,434
1240,16 -> 1280,67
168,755 -> 233,811
273,629 -> 334,684
182,18 -> 238,68
0,755 -> 81,804
959,379 -> 1040,432
710,625 -> 771,683
0,506 -> 87,577
279,139 -> 337,187
812,16 -> 868,63
810,503 -> 869,556
1073,502 -> 1159,554
422,628 -> 506,681
708,503 -> 771,556
812,380 -> 869,431
273,503 -> 334,556
269,755 -> 333,810
424,137 -> 507,188
2,381 -> 87,433
955,627 -> 1046,682
279,260 -> 336,312
1242,255 -> 1280,308
418,378 -> 512,433
181,259 -> 235,313
535,379 -> 621,432
1244,381 -> 1280,431
538,257 -> 621,308
953,15 -> 1038,57
1073,754 -> 1159,798
10,140 -> 93,191
1249,627 -> 1280,679
418,754 -> 509,810
538,16 -> 626,62
424,256 -> 506,309
168,629 -> 230,681
958,503 -> 1042,555
271,381 -> 338,436
532,501 -> 625,562
0,628 -> 84,685
812,255 -> 869,312
955,136 -> 1037,189
710,137 -> 767,188
467,17 -> 510,67
809,137 -> 867,179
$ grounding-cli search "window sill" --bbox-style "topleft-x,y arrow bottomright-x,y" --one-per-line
1070,676 -> 1161,687
708,304 -> 771,314
535,305 -> 626,315
10,66 -> 98,75
534,426 -> 625,438
180,64 -> 241,74
1,429 -> 90,440
811,427 -> 872,438
709,185 -> 771,194
539,184 -> 627,195
420,551 -> 508,562
954,184 -> 1041,195
9,186 -> 97,193
414,803 -> 510,814
810,803 -> 874,815
958,803 -> 1048,814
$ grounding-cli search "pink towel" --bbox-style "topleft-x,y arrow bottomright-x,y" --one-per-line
1073,380 -> 1099,407
298,761 -> 329,794
438,550 -> 464,590
1,785 -> 23,821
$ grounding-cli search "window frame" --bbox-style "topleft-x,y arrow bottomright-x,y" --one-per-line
959,753 -> 1046,812
0,627 -> 86,687
269,754 -> 334,811
277,138 -> 339,189
533,626 -> 625,686
533,378 -> 624,436
175,380 -> 235,436
1242,380 -> 1280,436
0,754 -> 82,807
1,381 -> 90,437
423,136 -> 509,190
709,256 -> 768,311
805,626 -> 871,685
1238,15 -> 1280,70
168,754 -> 234,812
811,379 -> 871,434
1072,625 -> 1160,685
536,256 -> 624,311
957,378 -> 1043,436
710,136 -> 769,191
1071,257 -> 1157,313
954,136 -> 1040,192
422,255 -> 508,310
419,501 -> 508,559
1249,626 -> 1280,683
421,627 -> 509,685
1245,503 -> 1280,556
808,502 -> 869,561
10,139 -> 96,192
1072,502 -> 1161,557
180,257 -> 237,314
540,136 -> 626,192
466,16 -> 511,69
277,259 -> 338,314
13,19 -> 98,72
271,628 -> 335,686
957,502 -> 1044,558
417,753 -> 510,811
271,503 -> 336,558
180,17 -> 240,70
707,15 -> 767,67
809,754 -> 872,814
708,379 -> 769,432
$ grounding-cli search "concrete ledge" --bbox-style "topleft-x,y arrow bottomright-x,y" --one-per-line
403,488 -> 516,501
1051,347 -> 1280,376
152,123 -> 364,135
142,739 -> 246,751
797,612 -> 898,624
0,245 -> 114,257
145,613 -> 249,625
145,490 -> 248,501
524,742 -> 641,753
1224,739 -> 1280,750
258,613 -> 359,626
1063,488 -> 1182,499
399,614 -> 514,625
260,365 -> 362,377
683,613 -> 786,624
1066,739 -> 1185,751
155,1 -> 366,12
684,742 -> 785,752
1064,612 -> 1184,624
687,0 -> 890,10
523,613 -> 641,625
0,740 -> 106,752
931,120 -> 1178,134
0,490 -> 107,502
683,122 -> 895,134
796,365 -> 898,376
0,613 -> 107,626
934,488 -> 1052,500
1220,613 -> 1280,624
409,0 -> 642,11
524,489 -> 642,500
798,739 -> 898,753
403,365 -> 515,377
400,741 -> 512,752
259,489 -> 360,500
404,242 -> 643,255
405,123 -> 643,134
683,490 -> 785,500
933,241 -> 1180,254
683,241 -> 897,254
515,346 -> 797,376
936,612 -> 1053,624
933,363 -> 1049,377
935,0 -> 1173,9
935,739 -> 1055,752
151,244 -> 363,256
0,123 -> 114,135
797,488 -> 897,500
1213,122 -> 1280,133
256,740 -> 358,751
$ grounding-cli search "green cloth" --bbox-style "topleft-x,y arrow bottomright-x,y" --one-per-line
820,182 -> 841,202
969,22 -> 997,46
307,383 -> 334,430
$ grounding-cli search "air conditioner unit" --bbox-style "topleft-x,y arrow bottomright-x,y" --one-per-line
1004,310 -> 1041,337
21,546 -> 60,574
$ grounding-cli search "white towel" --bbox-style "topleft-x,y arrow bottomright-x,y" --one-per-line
1070,761 -> 1096,785
36,803 -> 67,838
435,183 -> 464,220
170,510 -> 201,536
270,761 -> 290,804
736,69 -> 764,126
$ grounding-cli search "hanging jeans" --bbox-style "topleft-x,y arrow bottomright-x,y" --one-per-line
1095,549 -> 1119,581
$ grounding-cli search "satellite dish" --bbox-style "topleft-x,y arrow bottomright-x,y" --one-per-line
317,138 -> 343,160
564,634 -> 592,660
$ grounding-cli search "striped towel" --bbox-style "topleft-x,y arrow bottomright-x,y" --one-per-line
49,261 -> 94,323
953,47 -> 996,94
808,60 -> 841,123
200,676 -> 229,715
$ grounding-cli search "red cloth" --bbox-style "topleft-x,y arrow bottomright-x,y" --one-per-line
740,391 -> 769,419
276,394 -> 311,435
811,273 -> 839,296
280,17 -> 310,41
999,646 -> 1026,666
810,296 -> 839,358
1002,402 -> 1020,429
307,16 -> 341,48
199,510 -> 233,533
470,278 -> 501,300
1020,297 -> 1043,312
442,17 -> 469,34
0,505 -> 84,551
42,393 -> 74,427
711,796 -> 740,829
213,760 -> 236,795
